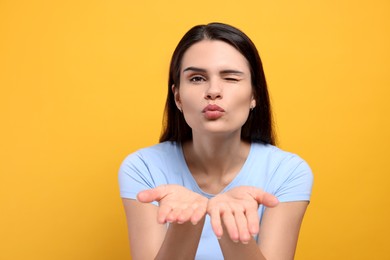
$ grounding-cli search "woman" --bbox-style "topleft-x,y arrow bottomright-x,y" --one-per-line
119,22 -> 313,259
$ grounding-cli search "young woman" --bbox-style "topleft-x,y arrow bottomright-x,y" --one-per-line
119,22 -> 313,260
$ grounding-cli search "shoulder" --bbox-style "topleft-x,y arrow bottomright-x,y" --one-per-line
250,143 -> 313,201
118,141 -> 184,199
136,141 -> 180,156
121,141 -> 181,167
119,141 -> 183,181
251,143 -> 310,170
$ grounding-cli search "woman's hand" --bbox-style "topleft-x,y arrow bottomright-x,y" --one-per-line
137,185 -> 208,225
207,186 -> 279,244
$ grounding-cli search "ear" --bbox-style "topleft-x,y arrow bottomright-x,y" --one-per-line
172,85 -> 182,110
250,96 -> 256,109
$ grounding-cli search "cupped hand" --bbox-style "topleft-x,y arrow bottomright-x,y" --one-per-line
207,186 -> 279,244
137,184 -> 208,225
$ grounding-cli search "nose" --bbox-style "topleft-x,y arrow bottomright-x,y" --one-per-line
205,79 -> 222,100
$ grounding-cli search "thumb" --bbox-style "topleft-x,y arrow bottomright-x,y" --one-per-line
253,190 -> 279,208
261,193 -> 279,207
136,186 -> 168,203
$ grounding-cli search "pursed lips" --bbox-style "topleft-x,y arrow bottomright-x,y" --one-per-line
202,104 -> 225,113
202,104 -> 225,120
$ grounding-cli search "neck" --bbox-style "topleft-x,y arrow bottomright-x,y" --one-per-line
182,132 -> 251,177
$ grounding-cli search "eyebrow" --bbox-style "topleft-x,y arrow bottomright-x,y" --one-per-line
183,67 -> 207,73
182,66 -> 244,75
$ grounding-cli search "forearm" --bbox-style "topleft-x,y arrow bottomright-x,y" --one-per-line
217,219 -> 266,260
218,234 -> 266,260
155,217 -> 205,260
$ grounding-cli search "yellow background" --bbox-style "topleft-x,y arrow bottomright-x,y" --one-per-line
1,0 -> 389,259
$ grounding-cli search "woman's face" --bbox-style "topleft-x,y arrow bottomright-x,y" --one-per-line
174,40 -> 255,137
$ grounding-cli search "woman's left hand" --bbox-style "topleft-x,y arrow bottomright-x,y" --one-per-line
207,186 -> 279,244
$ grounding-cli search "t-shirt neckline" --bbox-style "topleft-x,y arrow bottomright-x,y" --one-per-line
177,142 -> 254,198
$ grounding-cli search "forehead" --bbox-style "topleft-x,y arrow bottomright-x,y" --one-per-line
181,40 -> 250,73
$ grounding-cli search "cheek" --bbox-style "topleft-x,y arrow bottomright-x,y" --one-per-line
179,89 -> 201,110
230,90 -> 253,108
230,93 -> 253,121
236,103 -> 251,121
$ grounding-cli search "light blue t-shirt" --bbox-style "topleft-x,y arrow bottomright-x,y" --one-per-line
118,141 -> 313,259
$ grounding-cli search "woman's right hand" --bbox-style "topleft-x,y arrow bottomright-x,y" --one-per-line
137,184 -> 208,225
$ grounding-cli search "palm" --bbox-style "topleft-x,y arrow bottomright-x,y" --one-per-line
207,186 -> 278,243
138,184 -> 208,225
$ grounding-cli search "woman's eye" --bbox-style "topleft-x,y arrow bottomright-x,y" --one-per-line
225,77 -> 239,82
189,76 -> 206,82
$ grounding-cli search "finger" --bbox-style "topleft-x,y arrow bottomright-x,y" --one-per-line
252,189 -> 279,207
222,212 -> 239,242
177,207 -> 194,224
137,187 -> 165,203
234,211 -> 251,244
263,192 -> 279,207
245,208 -> 260,235
157,204 -> 172,224
190,206 -> 206,225
209,208 -> 223,239
166,207 -> 183,223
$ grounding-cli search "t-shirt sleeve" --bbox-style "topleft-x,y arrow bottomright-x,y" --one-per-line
118,151 -> 158,201
272,156 -> 314,202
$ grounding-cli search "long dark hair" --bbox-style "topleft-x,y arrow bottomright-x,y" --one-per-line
159,22 -> 275,145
